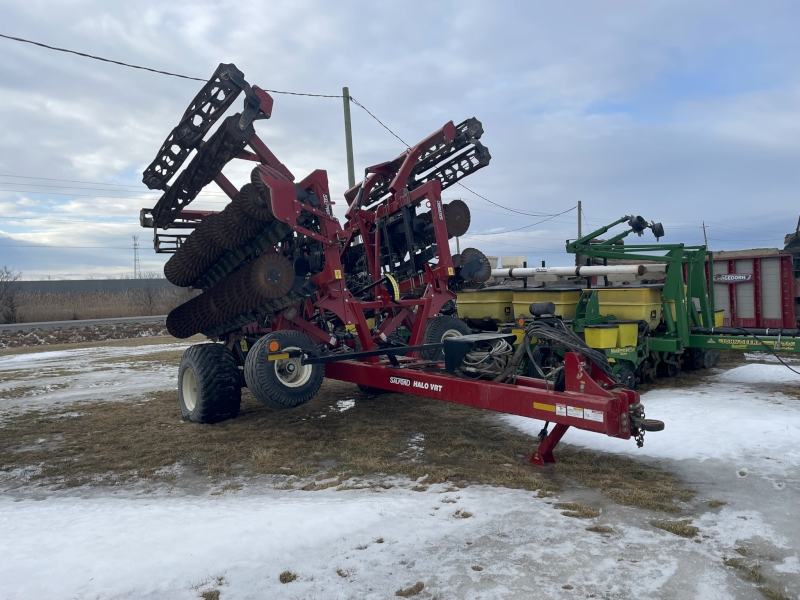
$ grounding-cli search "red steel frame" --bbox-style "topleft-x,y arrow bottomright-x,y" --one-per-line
325,353 -> 637,465
166,88 -> 651,463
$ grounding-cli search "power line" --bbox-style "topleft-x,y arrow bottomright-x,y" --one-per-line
0,188 -> 231,201
348,97 -> 409,147
0,33 -> 207,81
0,181 -> 161,194
0,31 -> 401,152
0,216 -> 138,224
0,244 -> 139,249
457,183 -> 560,218
0,31 -> 614,226
469,206 -> 577,235
0,173 -> 149,189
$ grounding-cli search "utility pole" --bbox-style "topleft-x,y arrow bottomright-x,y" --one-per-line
702,221 -> 708,248
132,235 -> 141,279
342,87 -> 356,189
577,200 -> 582,238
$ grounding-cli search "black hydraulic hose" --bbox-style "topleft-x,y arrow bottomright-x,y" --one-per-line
493,318 -> 618,383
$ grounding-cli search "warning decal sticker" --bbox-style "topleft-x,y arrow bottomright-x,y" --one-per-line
584,408 -> 604,423
566,406 -> 584,419
555,404 -> 567,416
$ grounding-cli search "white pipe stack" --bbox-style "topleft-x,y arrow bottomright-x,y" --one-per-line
491,264 -> 668,280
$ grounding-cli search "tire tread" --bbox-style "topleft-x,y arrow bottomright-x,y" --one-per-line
244,330 -> 324,410
179,343 -> 242,423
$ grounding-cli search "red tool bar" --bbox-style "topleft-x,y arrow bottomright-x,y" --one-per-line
325,352 -> 633,442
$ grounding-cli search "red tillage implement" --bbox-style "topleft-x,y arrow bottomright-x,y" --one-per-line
141,63 -> 662,463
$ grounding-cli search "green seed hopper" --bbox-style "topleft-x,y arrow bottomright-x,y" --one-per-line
460,215 -> 800,388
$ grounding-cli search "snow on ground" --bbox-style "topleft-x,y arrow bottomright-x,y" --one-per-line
0,341 -> 193,415
504,363 -> 800,472
1,347 -> 800,599
1,483 -> 791,600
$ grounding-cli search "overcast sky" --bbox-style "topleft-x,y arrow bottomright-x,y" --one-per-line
1,0 -> 798,279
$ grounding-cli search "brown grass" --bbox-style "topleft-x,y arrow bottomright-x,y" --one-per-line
554,502 -> 600,519
471,565 -> 483,571
759,587 -> 791,600
0,381 -> 557,490
200,591 -> 220,600
652,519 -> 699,538
586,524 -> 614,534
0,379 -> 692,515
12,288 -> 196,323
0,322 -> 176,349
278,570 -> 297,584
723,557 -> 766,583
708,499 -> 727,508
770,384 -> 800,402
553,448 -> 695,512
396,582 -> 424,597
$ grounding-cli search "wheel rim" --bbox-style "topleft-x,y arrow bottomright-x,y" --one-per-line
182,367 -> 198,411
273,345 -> 313,388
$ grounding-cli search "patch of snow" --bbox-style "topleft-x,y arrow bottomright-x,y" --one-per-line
399,433 -> 425,462
697,508 -> 790,548
718,362 -> 800,385
745,352 -> 800,364
0,342 -> 194,415
775,556 -> 800,574
503,364 -> 800,472
0,485 -> 772,600
335,398 -> 356,412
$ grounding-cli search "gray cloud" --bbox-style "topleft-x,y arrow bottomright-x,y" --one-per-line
0,0 -> 798,277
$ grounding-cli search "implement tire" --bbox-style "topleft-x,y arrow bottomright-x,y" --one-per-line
244,330 -> 324,410
178,343 -> 242,423
420,316 -> 471,361
617,368 -> 636,390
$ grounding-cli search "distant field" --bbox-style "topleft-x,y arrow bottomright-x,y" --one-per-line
11,288 -> 197,323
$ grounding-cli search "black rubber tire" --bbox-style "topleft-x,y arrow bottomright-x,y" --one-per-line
420,316 -> 472,361
244,330 -> 324,410
178,343 -> 242,423
617,368 -> 636,390
639,418 -> 665,432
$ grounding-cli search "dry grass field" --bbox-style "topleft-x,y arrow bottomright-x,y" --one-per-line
11,288 -> 196,322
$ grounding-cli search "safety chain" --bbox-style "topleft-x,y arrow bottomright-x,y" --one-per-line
631,403 -> 646,448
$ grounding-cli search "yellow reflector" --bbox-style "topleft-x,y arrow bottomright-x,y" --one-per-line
533,402 -> 556,413
268,352 -> 290,361
268,340 -> 280,352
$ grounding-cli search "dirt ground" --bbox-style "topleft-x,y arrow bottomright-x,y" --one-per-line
0,320 -> 169,348
0,379 -> 694,515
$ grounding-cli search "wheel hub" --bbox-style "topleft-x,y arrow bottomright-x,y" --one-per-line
274,346 -> 312,388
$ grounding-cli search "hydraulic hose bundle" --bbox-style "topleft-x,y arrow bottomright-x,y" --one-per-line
494,317 -> 618,385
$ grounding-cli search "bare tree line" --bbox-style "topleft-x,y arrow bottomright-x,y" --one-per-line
0,265 -> 195,323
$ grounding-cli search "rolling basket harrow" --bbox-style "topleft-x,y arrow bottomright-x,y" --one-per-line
140,64 -> 663,464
